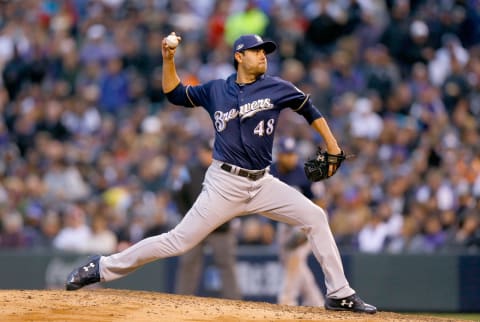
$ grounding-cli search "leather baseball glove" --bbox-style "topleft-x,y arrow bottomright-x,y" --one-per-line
304,148 -> 346,182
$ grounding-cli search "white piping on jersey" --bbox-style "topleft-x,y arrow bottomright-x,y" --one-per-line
292,94 -> 310,112
185,85 -> 196,106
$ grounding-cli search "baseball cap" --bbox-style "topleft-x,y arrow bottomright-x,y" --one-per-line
233,34 -> 277,55
277,137 -> 296,154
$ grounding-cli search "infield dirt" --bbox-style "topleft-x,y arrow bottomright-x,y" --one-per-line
0,289 -> 463,322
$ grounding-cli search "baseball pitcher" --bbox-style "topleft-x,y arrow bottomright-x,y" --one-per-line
65,33 -> 376,314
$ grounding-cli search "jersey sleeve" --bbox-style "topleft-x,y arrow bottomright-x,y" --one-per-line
274,78 -> 323,124
165,82 -> 212,108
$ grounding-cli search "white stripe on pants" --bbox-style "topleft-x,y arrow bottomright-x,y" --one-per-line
100,159 -> 355,299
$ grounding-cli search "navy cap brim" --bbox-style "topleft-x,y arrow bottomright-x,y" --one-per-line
240,41 -> 277,54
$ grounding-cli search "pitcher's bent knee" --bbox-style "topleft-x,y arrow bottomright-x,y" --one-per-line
307,204 -> 329,223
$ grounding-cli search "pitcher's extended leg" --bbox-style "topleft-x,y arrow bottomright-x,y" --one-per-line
249,175 -> 354,299
65,163 -> 250,290
101,188 -> 243,281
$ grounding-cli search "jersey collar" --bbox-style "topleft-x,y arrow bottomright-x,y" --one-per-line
233,73 -> 266,86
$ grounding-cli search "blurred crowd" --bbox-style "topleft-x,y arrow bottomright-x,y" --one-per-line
0,0 -> 479,255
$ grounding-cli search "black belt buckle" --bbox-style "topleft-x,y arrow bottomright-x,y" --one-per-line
244,169 -> 265,180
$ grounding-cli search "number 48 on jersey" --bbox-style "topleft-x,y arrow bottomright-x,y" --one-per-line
254,119 -> 275,136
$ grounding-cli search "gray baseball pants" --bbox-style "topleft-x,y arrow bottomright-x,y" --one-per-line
100,159 -> 355,299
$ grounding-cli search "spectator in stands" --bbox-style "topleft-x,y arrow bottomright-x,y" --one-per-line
142,191 -> 173,238
206,0 -> 231,49
53,204 -> 91,253
363,44 -> 401,101
43,156 -> 91,203
0,211 -> 27,248
408,62 -> 430,100
378,200 -> 404,240
86,213 -> 117,255
428,33 -> 469,87
330,187 -> 370,249
98,55 -> 130,115
409,85 -> 448,132
236,216 -> 275,246
349,97 -> 384,140
11,112 -> 37,158
36,99 -> 71,141
414,169 -> 456,213
410,214 -> 447,253
397,20 -> 436,75
54,37 -> 81,96
385,216 -> 422,254
62,85 -> 102,136
305,0 -> 358,54
35,210 -> 62,249
445,211 -> 480,253
440,49 -> 470,115
80,24 -> 119,65
307,57 -> 334,116
380,0 -> 412,62
2,45 -> 27,101
224,0 -> 270,45
330,48 -> 365,97
358,211 -> 389,253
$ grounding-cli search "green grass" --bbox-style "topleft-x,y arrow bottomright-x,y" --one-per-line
411,313 -> 480,321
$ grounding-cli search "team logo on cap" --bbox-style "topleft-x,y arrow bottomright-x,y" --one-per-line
236,44 -> 244,51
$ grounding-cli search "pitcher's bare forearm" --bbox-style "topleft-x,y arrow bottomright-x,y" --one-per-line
311,118 -> 341,154
161,33 -> 182,93
162,58 -> 181,93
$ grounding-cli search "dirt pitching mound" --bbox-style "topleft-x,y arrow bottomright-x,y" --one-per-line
0,289 -> 460,322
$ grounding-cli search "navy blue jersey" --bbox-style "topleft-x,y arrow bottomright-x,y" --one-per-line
270,163 -> 314,199
166,74 -> 323,170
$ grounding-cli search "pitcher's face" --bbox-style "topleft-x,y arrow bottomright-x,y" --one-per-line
237,47 -> 268,77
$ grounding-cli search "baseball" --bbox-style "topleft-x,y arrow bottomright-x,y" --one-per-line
166,34 -> 179,48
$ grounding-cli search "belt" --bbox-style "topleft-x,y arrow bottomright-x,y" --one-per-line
220,163 -> 266,181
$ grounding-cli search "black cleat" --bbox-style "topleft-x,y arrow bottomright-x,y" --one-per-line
65,255 -> 101,291
325,293 -> 377,314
